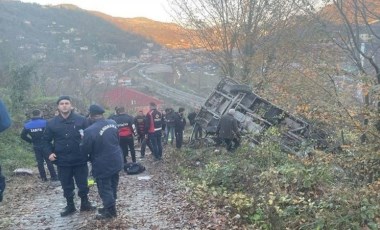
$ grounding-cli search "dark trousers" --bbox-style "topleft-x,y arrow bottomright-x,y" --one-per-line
148,131 -> 162,160
175,129 -> 184,149
119,136 -> 136,163
224,138 -> 240,151
165,126 -> 175,145
57,164 -> 89,199
96,173 -> 119,208
34,146 -> 57,180
0,165 -> 5,202
140,137 -> 153,157
193,124 -> 202,139
137,134 -> 144,144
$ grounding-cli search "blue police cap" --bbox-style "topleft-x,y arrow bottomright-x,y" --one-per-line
89,104 -> 105,115
57,95 -> 71,104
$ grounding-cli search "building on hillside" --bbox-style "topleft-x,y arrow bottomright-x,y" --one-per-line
103,87 -> 164,113
118,77 -> 132,86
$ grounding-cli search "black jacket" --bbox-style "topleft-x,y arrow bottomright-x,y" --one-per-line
21,117 -> 46,147
174,112 -> 186,131
81,118 -> 123,179
187,112 -> 197,126
43,112 -> 88,166
134,115 -> 146,135
111,113 -> 135,137
216,113 -> 239,139
165,111 -> 176,128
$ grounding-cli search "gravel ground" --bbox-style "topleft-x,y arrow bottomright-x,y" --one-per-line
0,147 -> 225,230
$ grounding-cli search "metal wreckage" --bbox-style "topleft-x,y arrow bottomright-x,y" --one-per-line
190,77 -> 334,155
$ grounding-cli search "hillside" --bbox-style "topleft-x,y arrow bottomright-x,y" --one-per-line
0,1 -> 152,73
92,12 -> 193,49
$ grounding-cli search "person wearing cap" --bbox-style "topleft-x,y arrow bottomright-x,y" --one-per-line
145,102 -> 163,160
82,104 -> 123,219
43,95 -> 96,217
21,109 -> 58,182
216,108 -> 241,152
110,106 -> 137,163
0,99 -> 11,202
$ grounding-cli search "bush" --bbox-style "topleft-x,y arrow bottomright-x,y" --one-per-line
0,130 -> 35,176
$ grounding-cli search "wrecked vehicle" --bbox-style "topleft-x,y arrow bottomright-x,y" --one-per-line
190,77 -> 330,154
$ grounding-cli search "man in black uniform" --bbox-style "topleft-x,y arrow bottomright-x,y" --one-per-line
82,104 -> 123,219
21,109 -> 58,182
43,96 -> 96,217
110,107 -> 136,163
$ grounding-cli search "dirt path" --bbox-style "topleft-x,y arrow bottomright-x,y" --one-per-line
0,150 -> 208,230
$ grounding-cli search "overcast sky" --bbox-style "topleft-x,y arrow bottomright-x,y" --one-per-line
19,0 -> 172,22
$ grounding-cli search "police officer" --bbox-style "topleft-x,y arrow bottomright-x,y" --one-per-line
21,109 -> 58,182
43,96 -> 96,217
111,107 -> 136,163
0,99 -> 11,202
145,102 -> 163,160
82,104 -> 123,219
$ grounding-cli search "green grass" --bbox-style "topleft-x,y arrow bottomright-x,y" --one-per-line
0,129 -> 35,176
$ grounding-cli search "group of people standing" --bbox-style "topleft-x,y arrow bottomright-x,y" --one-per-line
16,97 -> 171,220
2,94 -> 242,221
163,107 -> 186,149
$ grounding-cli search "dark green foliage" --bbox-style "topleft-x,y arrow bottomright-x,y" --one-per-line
0,130 -> 35,176
8,64 -> 35,113
168,128 -> 380,229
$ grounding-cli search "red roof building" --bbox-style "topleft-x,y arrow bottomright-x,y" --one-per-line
102,87 -> 164,113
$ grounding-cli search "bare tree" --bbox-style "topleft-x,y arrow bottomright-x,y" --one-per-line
318,0 -> 380,84
168,0 -> 320,84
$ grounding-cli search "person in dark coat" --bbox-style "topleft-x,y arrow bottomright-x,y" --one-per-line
43,96 -> 96,217
21,109 -> 58,182
110,107 -> 136,163
174,107 -> 186,149
164,108 -> 176,145
134,110 -> 153,158
216,109 -> 240,152
188,107 -> 202,139
145,102 -> 163,160
134,110 -> 146,145
0,99 -> 11,202
82,104 -> 123,219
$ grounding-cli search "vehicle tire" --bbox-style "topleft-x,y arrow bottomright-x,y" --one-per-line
229,85 -> 252,94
